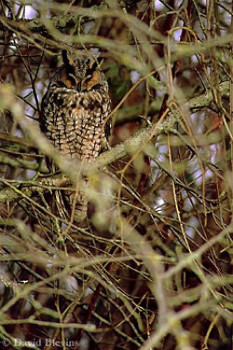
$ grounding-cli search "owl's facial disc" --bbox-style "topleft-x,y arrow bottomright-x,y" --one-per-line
60,68 -> 78,88
83,70 -> 101,91
81,59 -> 103,91
60,52 -> 105,91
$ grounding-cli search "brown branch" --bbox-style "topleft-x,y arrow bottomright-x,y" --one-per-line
0,152 -> 46,172
0,80 -> 229,204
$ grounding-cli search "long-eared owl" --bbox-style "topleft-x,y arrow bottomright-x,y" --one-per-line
41,51 -> 111,162
40,51 -> 112,221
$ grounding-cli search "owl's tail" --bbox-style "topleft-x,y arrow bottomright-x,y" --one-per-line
55,188 -> 88,224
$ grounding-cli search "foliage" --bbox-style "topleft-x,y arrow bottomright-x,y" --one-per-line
0,1 -> 233,349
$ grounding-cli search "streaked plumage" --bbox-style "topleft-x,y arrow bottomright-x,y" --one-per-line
40,52 -> 111,221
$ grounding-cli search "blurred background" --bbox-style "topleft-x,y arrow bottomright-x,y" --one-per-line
0,1 -> 233,349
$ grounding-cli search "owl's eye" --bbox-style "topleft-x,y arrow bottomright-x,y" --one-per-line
83,59 -> 102,90
59,67 -> 78,88
68,72 -> 78,84
59,51 -> 80,88
84,70 -> 101,91
86,63 -> 98,77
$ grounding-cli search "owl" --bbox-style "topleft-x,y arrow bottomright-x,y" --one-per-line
40,51 -> 112,221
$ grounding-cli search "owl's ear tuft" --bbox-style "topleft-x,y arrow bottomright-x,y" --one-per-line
62,51 -> 74,67
88,57 -> 104,70
96,57 -> 104,68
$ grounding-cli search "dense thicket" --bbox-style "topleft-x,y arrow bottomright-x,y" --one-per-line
0,1 -> 233,349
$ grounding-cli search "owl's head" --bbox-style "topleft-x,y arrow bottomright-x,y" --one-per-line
52,51 -> 108,92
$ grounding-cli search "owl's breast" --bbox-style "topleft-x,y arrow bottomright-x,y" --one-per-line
41,86 -> 111,161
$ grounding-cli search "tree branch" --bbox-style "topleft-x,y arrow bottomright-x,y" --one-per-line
0,81 -> 229,204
